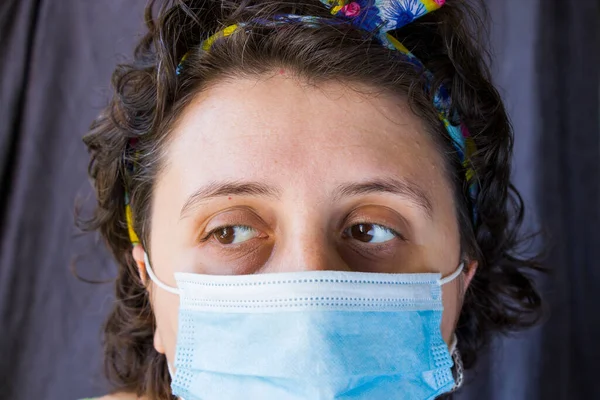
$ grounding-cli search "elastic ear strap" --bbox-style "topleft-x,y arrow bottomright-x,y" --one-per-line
143,252 -> 180,295
449,333 -> 458,353
450,335 -> 464,392
167,361 -> 175,379
439,262 -> 464,285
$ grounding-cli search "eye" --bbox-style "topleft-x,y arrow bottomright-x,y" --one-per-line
209,225 -> 259,245
345,223 -> 397,244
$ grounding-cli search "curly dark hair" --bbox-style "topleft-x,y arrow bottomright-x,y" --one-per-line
80,0 -> 544,398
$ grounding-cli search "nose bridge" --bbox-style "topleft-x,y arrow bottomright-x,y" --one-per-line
266,209 -> 351,273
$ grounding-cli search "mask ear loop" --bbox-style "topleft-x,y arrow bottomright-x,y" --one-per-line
439,262 -> 465,285
449,334 -> 464,392
441,264 -> 466,392
143,252 -> 181,295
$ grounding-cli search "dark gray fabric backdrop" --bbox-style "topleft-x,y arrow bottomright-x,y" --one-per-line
1,1 -> 598,399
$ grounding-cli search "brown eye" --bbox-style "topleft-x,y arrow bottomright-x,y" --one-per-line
211,225 -> 258,245
214,227 -> 235,244
346,223 -> 397,243
350,224 -> 374,242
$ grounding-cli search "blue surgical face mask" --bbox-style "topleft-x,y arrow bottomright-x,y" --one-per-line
144,253 -> 464,400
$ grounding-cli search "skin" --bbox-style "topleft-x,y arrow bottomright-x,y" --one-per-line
131,72 -> 477,383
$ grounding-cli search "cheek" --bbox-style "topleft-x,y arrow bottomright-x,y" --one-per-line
440,279 -> 463,344
151,289 -> 181,363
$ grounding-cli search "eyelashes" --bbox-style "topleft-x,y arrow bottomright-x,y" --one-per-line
342,223 -> 400,243
201,222 -> 401,246
201,225 -> 260,245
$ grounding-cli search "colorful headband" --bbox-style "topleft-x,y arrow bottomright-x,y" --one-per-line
126,0 -> 477,245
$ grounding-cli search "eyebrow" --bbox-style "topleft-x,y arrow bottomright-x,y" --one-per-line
333,178 -> 434,218
180,177 -> 433,219
180,180 -> 281,218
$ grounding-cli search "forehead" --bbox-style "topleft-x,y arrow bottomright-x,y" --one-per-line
160,74 -> 452,212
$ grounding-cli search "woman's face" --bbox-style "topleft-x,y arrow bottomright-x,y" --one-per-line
137,73 -> 472,364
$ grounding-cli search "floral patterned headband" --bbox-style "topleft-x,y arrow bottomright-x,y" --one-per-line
125,0 -> 478,245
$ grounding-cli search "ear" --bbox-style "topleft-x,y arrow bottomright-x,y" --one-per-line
463,259 -> 478,290
132,244 -> 148,285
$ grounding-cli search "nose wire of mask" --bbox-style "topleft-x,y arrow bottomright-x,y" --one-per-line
142,251 -> 464,293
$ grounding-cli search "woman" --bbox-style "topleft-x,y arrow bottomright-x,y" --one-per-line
82,0 -> 543,398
